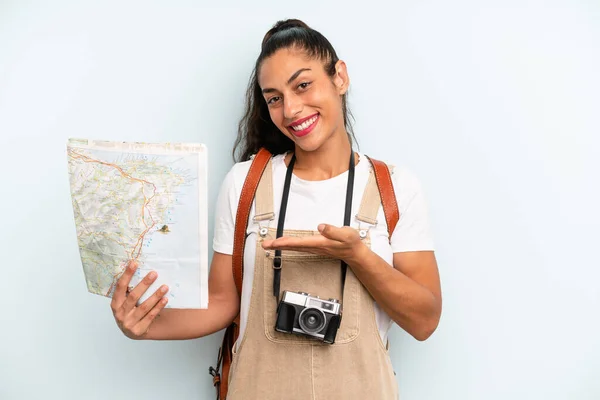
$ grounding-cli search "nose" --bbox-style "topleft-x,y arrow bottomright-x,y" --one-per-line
283,93 -> 303,121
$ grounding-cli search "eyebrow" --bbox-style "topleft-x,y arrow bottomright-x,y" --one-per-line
261,68 -> 312,94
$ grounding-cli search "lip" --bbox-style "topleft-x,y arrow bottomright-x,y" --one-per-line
287,113 -> 319,138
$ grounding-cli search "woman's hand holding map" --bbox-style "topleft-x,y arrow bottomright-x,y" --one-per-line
111,260 -> 170,339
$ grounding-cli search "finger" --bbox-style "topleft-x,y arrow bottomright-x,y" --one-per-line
317,224 -> 347,240
320,224 -> 362,245
111,260 -> 138,310
134,296 -> 169,337
263,235 -> 327,250
121,270 -> 158,313
276,247 -> 324,255
132,284 -> 169,321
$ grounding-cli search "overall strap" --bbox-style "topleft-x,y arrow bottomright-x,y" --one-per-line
253,157 -> 274,224
355,168 -> 381,226
253,153 -> 399,241
356,156 -> 400,240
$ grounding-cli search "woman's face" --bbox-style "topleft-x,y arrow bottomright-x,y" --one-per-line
258,48 -> 349,153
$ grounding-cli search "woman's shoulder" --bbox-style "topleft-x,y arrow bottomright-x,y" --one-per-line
222,152 -> 287,191
359,152 -> 425,197
360,152 -> 419,180
227,158 -> 254,179
218,159 -> 252,198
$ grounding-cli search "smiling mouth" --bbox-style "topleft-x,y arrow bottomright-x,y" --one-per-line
287,114 -> 319,137
290,115 -> 318,131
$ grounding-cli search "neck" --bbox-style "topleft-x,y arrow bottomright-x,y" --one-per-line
288,132 -> 354,181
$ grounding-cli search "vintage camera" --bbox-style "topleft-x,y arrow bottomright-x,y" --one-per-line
275,290 -> 342,344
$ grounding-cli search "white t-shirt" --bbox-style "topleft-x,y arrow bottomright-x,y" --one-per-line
213,152 -> 435,345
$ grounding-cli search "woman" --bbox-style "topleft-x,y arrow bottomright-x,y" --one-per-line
110,19 -> 442,399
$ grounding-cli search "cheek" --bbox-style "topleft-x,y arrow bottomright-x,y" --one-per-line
311,86 -> 341,115
268,108 -> 293,136
268,107 -> 282,125
308,87 -> 326,106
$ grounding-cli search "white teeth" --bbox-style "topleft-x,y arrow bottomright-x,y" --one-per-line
291,115 -> 317,131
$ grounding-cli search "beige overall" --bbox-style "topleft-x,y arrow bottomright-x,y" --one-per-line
227,158 -> 399,400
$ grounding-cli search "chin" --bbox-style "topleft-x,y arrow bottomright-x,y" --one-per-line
289,127 -> 334,153
292,136 -> 326,153
295,144 -> 319,153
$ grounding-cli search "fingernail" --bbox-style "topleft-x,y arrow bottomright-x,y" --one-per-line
161,285 -> 168,293
129,261 -> 137,270
148,271 -> 157,279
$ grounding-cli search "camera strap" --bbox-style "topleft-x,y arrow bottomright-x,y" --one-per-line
273,150 -> 356,306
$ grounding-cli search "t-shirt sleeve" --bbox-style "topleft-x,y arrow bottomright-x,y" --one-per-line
212,166 -> 239,255
389,167 -> 436,253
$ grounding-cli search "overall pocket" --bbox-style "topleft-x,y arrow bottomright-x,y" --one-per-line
261,228 -> 364,344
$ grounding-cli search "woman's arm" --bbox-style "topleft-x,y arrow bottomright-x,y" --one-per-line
346,245 -> 441,341
262,225 -> 442,341
111,252 -> 239,340
143,252 -> 239,340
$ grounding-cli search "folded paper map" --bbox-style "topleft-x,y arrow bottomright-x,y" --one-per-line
67,138 -> 208,308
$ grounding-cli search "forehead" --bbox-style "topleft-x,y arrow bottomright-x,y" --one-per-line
258,48 -> 323,88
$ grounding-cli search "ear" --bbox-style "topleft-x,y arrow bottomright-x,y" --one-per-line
333,60 -> 350,95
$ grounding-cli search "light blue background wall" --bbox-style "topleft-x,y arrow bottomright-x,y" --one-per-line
1,1 -> 598,399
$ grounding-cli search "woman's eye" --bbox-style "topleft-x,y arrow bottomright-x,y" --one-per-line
267,96 -> 280,105
298,82 -> 311,90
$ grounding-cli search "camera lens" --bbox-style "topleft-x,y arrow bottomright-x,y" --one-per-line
298,308 -> 326,334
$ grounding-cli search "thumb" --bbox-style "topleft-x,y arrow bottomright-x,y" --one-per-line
318,223 -> 340,239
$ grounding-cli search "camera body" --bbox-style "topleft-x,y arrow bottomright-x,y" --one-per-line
275,290 -> 342,344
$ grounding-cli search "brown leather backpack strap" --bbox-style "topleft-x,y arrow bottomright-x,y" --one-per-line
232,148 -> 272,296
365,155 -> 400,238
216,324 -> 235,399
215,148 -> 271,400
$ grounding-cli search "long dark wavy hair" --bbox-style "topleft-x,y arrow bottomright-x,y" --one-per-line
233,19 -> 356,162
